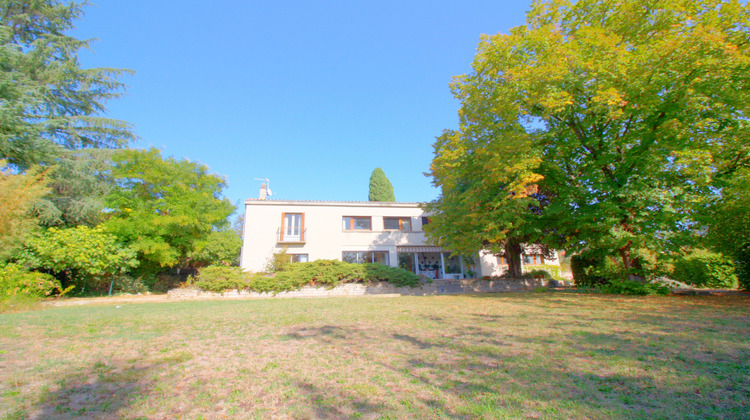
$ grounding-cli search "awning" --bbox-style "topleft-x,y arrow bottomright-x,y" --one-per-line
397,246 -> 443,253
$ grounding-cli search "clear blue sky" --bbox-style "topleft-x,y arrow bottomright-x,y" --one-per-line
73,1 -> 533,208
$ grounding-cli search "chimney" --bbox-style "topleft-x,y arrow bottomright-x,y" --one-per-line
259,183 -> 267,200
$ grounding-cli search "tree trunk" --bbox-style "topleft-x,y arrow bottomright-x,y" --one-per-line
505,240 -> 524,278
619,242 -> 646,283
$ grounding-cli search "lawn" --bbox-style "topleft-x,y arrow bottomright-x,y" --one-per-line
1,292 -> 748,419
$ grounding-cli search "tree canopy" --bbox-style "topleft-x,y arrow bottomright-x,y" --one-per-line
102,148 -> 235,276
368,167 -> 395,201
427,0 -> 749,280
0,0 -> 135,170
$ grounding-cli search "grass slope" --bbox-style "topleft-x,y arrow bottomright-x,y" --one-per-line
1,293 -> 748,419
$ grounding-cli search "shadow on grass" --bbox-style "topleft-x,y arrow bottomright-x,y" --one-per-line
30,359 -> 156,419
295,381 -> 386,419
277,305 -> 749,418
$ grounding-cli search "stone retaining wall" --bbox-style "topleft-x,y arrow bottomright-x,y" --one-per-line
167,278 -> 548,300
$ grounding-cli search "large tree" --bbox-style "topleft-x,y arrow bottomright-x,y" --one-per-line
703,168 -> 750,289
425,129 -> 546,277
102,148 -> 235,277
428,0 -> 749,281
368,167 -> 396,201
0,0 -> 135,170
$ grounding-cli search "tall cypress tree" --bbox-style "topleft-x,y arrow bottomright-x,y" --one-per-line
368,168 -> 395,202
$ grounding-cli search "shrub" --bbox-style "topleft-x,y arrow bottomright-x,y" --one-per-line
362,263 -> 421,287
523,264 -> 562,279
523,269 -> 553,280
599,279 -> 671,296
0,263 -> 70,302
194,266 -> 251,292
193,260 -> 423,294
265,247 -> 292,272
734,244 -> 750,291
570,250 -> 624,287
112,275 -> 148,294
267,260 -> 422,292
671,250 -> 738,289
18,226 -> 138,293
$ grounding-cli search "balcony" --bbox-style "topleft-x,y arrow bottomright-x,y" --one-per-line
277,227 -> 306,244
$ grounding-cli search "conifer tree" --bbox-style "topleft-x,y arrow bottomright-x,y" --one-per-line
368,168 -> 395,202
0,0 -> 135,170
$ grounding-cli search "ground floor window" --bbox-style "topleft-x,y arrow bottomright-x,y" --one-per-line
523,254 -> 543,265
342,251 -> 389,265
397,252 -> 465,278
443,253 -> 462,274
289,254 -> 308,263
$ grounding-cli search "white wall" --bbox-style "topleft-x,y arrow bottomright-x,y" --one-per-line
239,199 -> 561,277
240,200 -> 429,272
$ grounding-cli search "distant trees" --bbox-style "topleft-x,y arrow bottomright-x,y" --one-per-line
0,1 -> 241,298
427,0 -> 749,282
368,168 -> 395,202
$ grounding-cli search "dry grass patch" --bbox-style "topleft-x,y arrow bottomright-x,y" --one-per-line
0,293 -> 748,418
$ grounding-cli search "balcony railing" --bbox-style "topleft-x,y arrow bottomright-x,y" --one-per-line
277,227 -> 306,243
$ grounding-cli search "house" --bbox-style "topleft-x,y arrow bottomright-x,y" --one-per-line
239,186 -> 559,278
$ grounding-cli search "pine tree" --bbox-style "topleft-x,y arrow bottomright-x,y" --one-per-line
368,168 -> 395,202
0,0 -> 135,170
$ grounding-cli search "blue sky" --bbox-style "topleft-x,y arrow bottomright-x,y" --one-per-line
73,1 -> 533,208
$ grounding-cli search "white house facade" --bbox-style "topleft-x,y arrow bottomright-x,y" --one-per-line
239,193 -> 560,279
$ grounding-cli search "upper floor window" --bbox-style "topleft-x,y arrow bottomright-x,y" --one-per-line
343,216 -> 371,231
421,216 -> 430,227
280,212 -> 305,242
384,217 -> 411,231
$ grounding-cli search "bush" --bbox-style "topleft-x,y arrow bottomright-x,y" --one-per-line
194,266 -> 251,292
193,261 -> 423,294
18,226 -> 138,293
0,263 -> 69,302
274,260 -> 422,290
671,250 -> 738,289
734,244 -> 750,291
523,265 -> 562,279
112,275 -> 148,294
362,263 -> 421,287
599,279 -> 671,296
570,250 -> 624,287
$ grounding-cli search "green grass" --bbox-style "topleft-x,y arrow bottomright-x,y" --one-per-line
1,293 -> 748,419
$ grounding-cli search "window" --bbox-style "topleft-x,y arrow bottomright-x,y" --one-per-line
289,254 -> 308,263
342,251 -> 389,265
421,216 -> 430,227
343,216 -> 371,231
384,217 -> 411,231
497,256 -> 507,265
280,213 -> 304,242
523,254 -> 543,265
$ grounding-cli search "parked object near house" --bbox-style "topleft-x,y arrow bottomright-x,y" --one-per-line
240,189 -> 560,279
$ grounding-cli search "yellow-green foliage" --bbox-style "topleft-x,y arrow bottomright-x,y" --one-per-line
0,263 -> 66,300
0,162 -> 49,261
194,266 -> 252,292
19,226 -> 138,292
